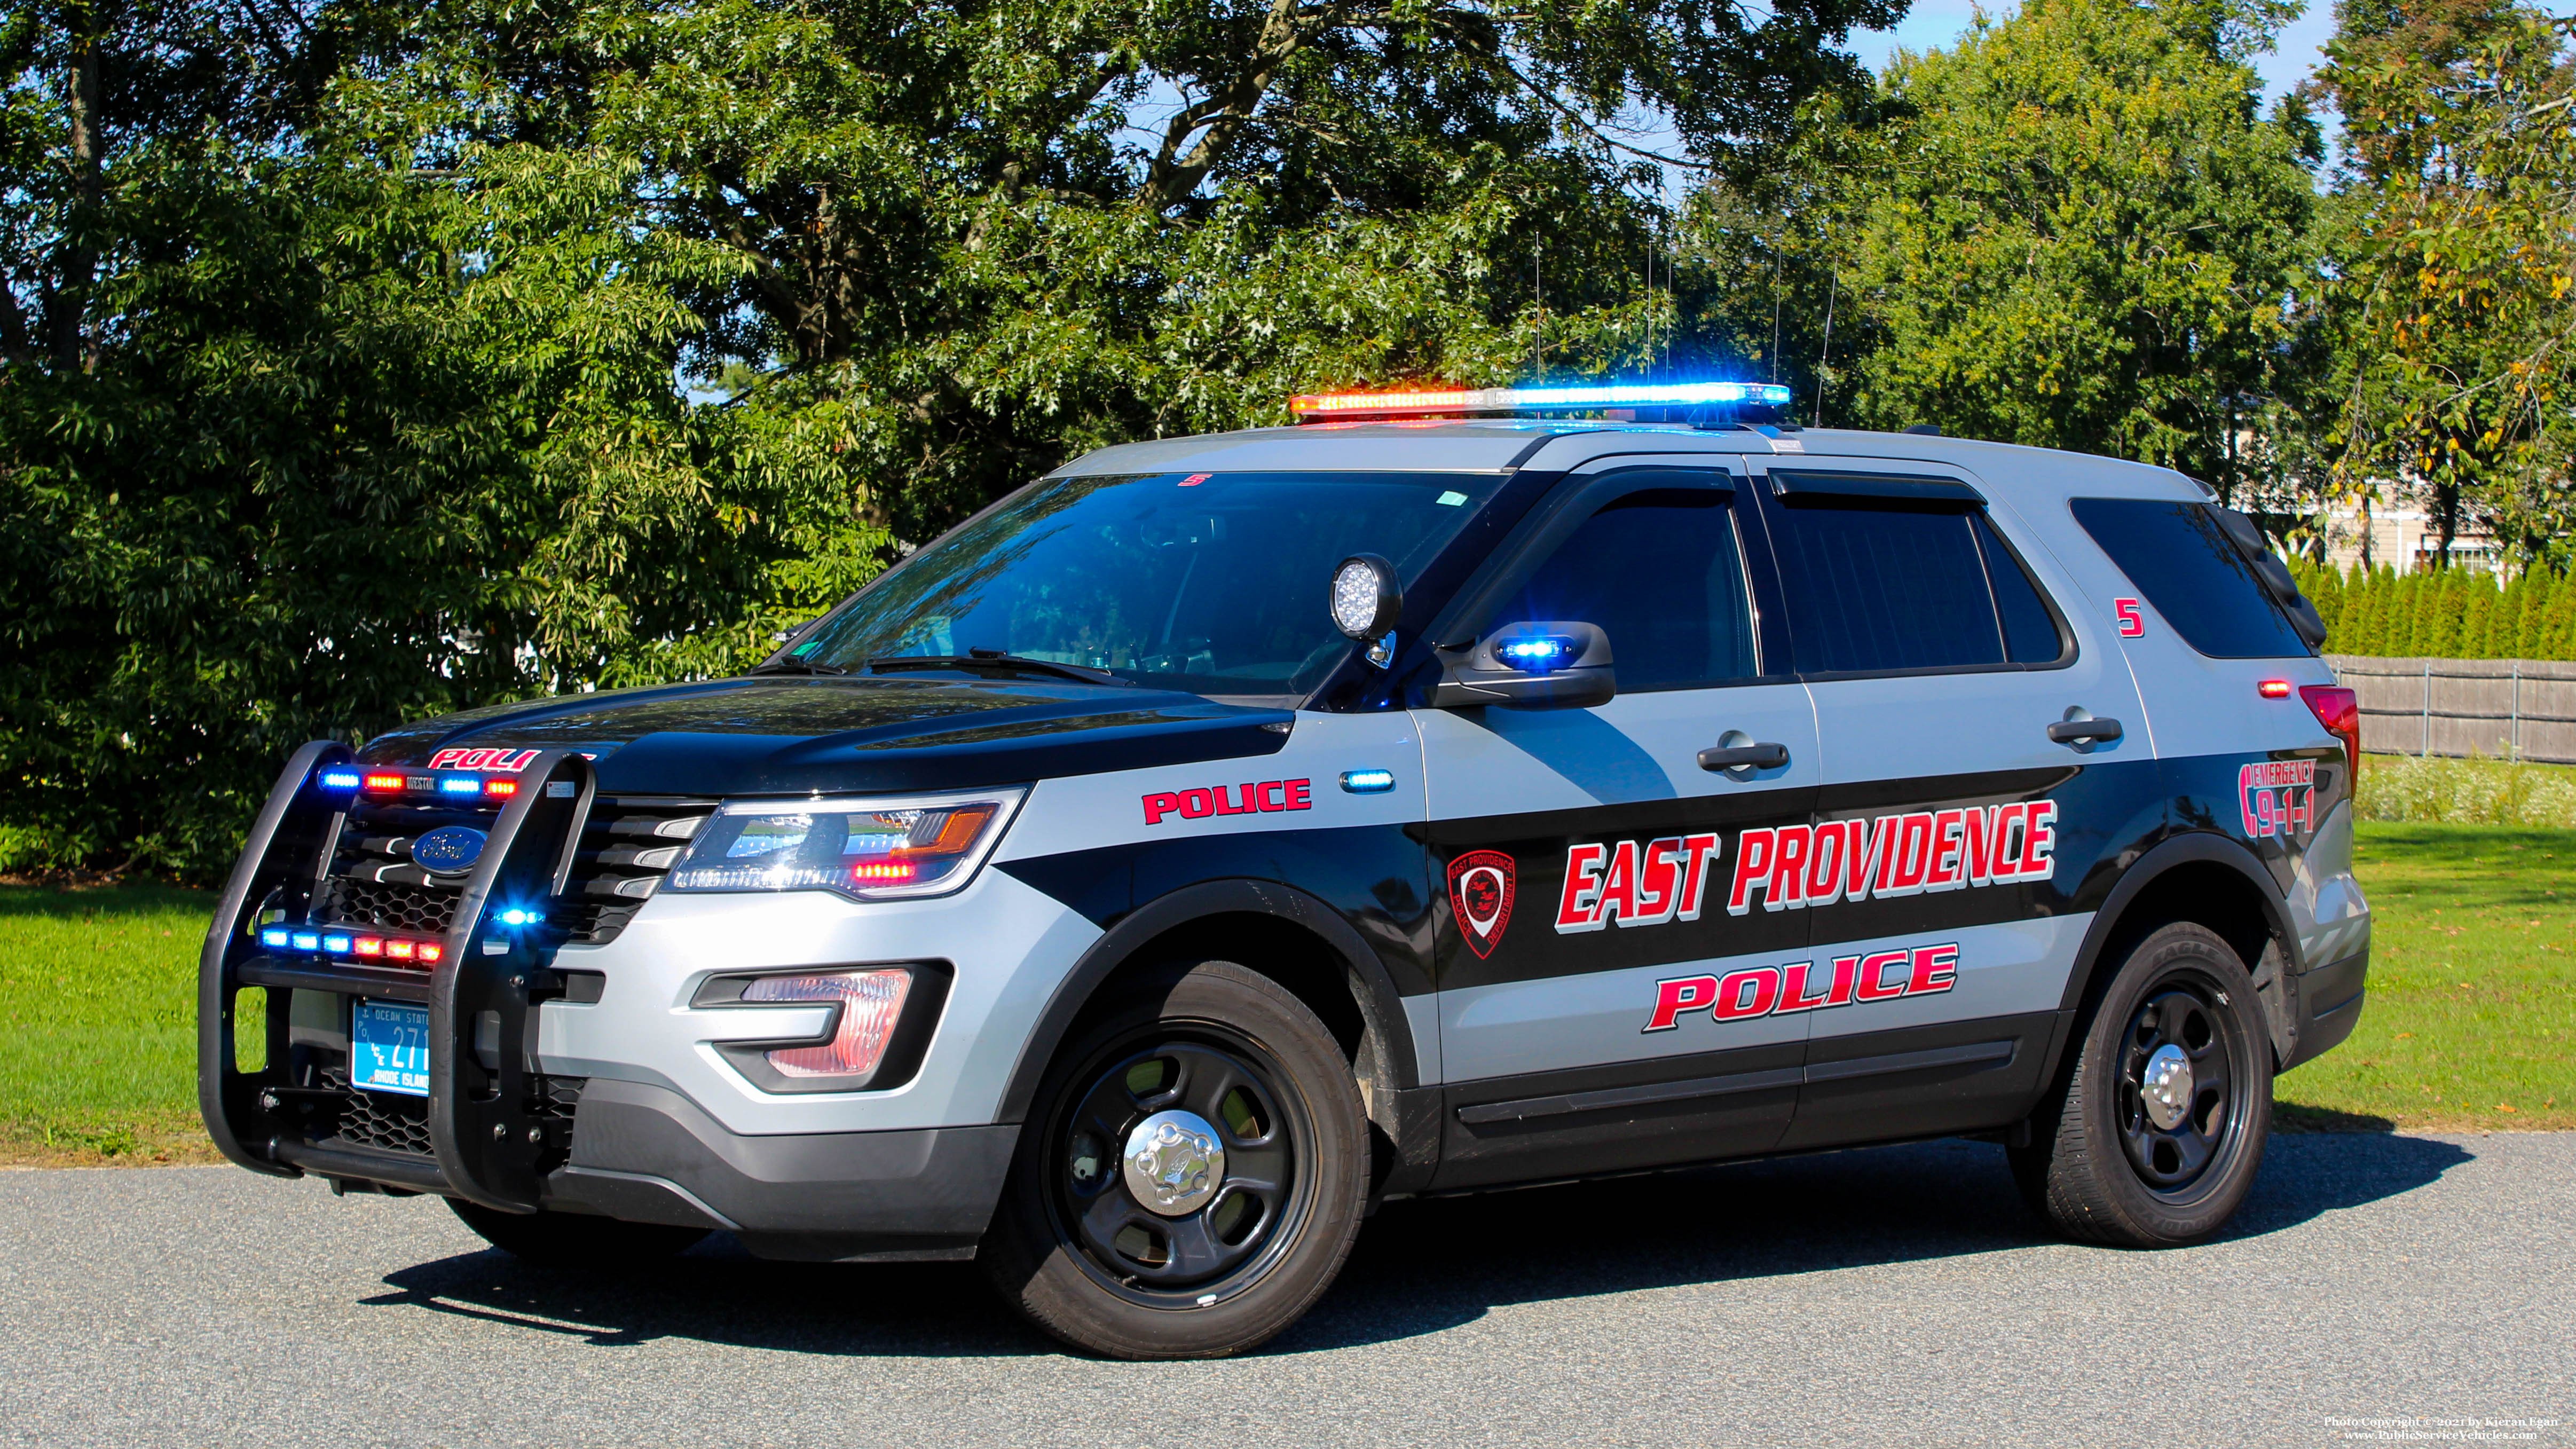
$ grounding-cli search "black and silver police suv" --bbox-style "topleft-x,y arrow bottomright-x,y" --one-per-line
200,381 -> 2368,1358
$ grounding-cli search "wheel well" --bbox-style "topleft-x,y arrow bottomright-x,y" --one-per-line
2095,862 -> 2278,988
1077,911 -> 1373,1073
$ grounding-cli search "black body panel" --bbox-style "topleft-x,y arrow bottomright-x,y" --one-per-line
1436,1039 -> 1803,1191
356,674 -> 1291,798
1777,1011 -> 2062,1151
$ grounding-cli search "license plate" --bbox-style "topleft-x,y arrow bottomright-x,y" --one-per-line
350,1000 -> 431,1097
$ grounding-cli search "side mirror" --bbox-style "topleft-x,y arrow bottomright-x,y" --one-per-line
1432,621 -> 1616,710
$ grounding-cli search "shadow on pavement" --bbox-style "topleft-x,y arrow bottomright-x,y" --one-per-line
362,1131 -> 2475,1358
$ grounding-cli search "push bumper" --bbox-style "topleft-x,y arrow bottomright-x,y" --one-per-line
543,1079 -> 1017,1261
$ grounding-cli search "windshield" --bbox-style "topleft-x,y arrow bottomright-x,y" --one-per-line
790,470 -> 1506,699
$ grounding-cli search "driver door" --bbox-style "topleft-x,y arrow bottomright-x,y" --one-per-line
1415,465 -> 1821,1190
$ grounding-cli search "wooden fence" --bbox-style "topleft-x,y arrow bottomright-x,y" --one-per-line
2326,655 -> 2576,764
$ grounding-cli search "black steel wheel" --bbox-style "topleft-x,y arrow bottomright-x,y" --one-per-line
2011,921 -> 2273,1247
982,960 -> 1367,1359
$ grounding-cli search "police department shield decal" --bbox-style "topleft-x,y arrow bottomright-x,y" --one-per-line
1447,850 -> 1516,959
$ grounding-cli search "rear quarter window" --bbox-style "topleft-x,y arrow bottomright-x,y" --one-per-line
2069,498 -> 2312,659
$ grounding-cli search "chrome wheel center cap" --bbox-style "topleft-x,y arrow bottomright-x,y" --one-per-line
2140,1043 -> 2194,1131
1122,1109 -> 1225,1217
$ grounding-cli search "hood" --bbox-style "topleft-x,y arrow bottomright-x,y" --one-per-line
357,674 -> 1293,797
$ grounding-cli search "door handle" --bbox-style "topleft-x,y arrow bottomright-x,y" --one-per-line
2046,717 -> 2124,745
1698,742 -> 1790,771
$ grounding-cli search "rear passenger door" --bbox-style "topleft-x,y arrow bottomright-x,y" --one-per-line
1416,465 -> 1821,1190
1743,464 -> 2157,1151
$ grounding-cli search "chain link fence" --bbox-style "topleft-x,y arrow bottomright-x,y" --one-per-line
2326,655 -> 2576,764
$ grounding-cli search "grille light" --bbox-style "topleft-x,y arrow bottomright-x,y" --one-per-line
363,773 -> 406,793
261,927 -> 291,949
438,776 -> 483,797
743,970 -> 914,1080
485,779 -> 519,799
1290,380 -> 1794,423
290,932 -> 321,951
385,940 -> 417,960
318,769 -> 363,791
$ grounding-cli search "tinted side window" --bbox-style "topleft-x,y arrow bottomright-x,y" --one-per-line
1768,500 -> 2004,672
2069,498 -> 2310,658
1978,516 -> 2066,664
1502,490 -> 1758,690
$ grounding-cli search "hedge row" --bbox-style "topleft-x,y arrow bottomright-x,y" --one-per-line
2291,561 -> 2576,660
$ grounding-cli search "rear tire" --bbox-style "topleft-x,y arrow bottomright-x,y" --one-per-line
448,1199 -> 710,1267
2010,921 -> 2272,1247
981,959 -> 1368,1359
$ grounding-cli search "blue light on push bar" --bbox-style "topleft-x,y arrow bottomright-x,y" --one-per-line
290,931 -> 322,951
322,934 -> 353,954
1340,769 -> 1398,794
261,927 -> 291,949
318,769 -> 363,791
497,907 -> 538,927
437,776 -> 483,796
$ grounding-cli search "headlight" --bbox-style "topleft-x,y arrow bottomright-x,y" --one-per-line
664,788 -> 1026,900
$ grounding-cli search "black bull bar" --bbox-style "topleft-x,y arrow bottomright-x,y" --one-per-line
198,742 -> 598,1211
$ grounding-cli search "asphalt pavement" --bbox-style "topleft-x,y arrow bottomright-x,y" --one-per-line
2,1131 -> 2569,1448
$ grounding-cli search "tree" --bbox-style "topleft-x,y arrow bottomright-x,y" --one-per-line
2309,0 -> 2576,571
1747,0 -> 2324,494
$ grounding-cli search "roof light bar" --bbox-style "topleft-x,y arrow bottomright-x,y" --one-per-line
1290,381 -> 1794,423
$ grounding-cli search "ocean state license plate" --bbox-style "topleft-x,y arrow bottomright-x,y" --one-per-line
350,999 -> 431,1097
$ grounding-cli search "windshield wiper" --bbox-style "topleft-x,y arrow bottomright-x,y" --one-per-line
866,648 -> 1128,686
749,659 -> 849,676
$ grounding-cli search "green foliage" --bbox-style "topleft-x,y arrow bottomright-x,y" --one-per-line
2296,559 -> 2576,659
1731,0 -> 2324,489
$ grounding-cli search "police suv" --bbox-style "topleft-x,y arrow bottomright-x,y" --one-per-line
200,382 -> 2370,1359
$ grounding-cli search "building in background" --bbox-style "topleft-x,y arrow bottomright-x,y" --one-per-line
2317,497 -> 2505,577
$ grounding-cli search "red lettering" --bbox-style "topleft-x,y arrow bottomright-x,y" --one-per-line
1767,825 -> 1811,910
1961,806 -> 1995,886
1644,975 -> 1720,1033
1711,967 -> 1782,1020
1805,822 -> 1848,907
1557,845 -> 1609,933
1989,802 -> 2028,883
1873,815 -> 1905,896
1635,838 -> 1682,924
1847,817 -> 1891,902
2018,800 -> 2057,880
428,749 -> 464,769
1925,809 -> 1966,890
1855,949 -> 1911,1001
1597,841 -> 1643,925
1887,814 -> 1934,894
1142,791 -> 1182,825
1908,943 -> 1959,995
1259,781 -> 1287,811
1775,958 -> 1852,1014
1179,789 -> 1216,820
1674,834 -> 1724,919
1728,829 -> 1776,916
1285,778 -> 1312,810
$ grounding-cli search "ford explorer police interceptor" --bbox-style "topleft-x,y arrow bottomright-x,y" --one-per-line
199,381 -> 2370,1359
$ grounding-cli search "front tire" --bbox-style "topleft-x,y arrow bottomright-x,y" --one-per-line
981,960 -> 1368,1359
448,1199 -> 710,1267
2011,922 -> 2273,1247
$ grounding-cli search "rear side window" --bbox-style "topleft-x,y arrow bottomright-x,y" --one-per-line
1764,494 -> 2066,673
2069,498 -> 2310,659
1501,489 -> 1759,690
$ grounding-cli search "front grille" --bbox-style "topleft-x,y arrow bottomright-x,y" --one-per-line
319,1068 -> 434,1156
318,874 -> 459,936
311,790 -> 708,949
554,798 -> 714,946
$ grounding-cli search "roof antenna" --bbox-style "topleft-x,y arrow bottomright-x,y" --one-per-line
1813,271 -> 1839,428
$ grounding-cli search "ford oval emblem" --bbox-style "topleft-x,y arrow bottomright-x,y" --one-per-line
412,825 -> 489,877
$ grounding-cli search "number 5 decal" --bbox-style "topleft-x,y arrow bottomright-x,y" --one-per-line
2114,598 -> 2145,638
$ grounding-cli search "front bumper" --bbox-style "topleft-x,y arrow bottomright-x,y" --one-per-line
545,1079 -> 1017,1259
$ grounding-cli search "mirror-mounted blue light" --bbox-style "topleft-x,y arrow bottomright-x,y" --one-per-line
1340,769 -> 1398,794
317,769 -> 363,791
1499,636 -> 1578,673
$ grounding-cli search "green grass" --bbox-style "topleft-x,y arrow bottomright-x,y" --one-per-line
0,884 -> 223,1163
2275,822 -> 2576,1132
3,823 -> 2571,1165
